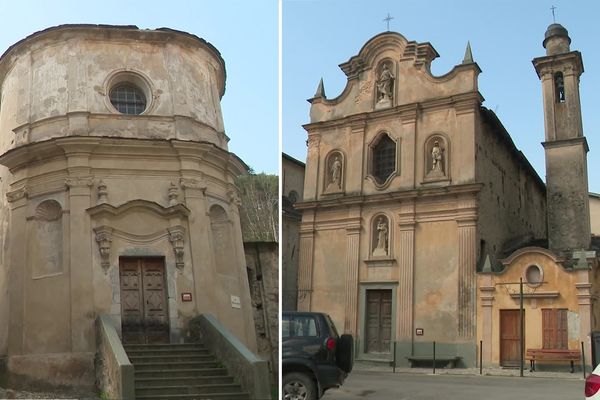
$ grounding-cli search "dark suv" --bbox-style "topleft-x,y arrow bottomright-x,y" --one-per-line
282,311 -> 353,400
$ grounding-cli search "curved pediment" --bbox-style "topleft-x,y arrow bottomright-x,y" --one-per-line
308,32 -> 481,124
87,200 -> 190,237
87,199 -> 190,219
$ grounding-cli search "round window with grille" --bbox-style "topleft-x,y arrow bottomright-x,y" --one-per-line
109,84 -> 147,115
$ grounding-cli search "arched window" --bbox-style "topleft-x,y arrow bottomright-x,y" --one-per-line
554,72 -> 565,103
371,134 -> 396,184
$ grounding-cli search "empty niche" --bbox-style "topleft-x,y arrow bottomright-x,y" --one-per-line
371,214 -> 390,258
324,150 -> 344,194
424,134 -> 449,182
209,204 -> 235,274
30,200 -> 63,278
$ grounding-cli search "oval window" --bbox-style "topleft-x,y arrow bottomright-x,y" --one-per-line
525,265 -> 542,287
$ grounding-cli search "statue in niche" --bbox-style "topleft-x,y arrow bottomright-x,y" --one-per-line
428,140 -> 445,178
373,217 -> 388,257
326,154 -> 343,192
376,63 -> 394,104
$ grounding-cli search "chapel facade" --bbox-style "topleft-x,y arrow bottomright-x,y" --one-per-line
296,31 -> 549,367
477,23 -> 599,369
0,25 -> 257,386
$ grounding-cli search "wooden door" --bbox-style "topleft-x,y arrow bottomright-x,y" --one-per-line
120,257 -> 169,344
366,289 -> 392,354
500,309 -> 523,367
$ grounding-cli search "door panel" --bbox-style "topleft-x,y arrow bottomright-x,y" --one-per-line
366,290 -> 392,354
500,309 -> 523,367
120,257 -> 169,344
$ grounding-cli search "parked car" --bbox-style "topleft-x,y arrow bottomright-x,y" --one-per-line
282,311 -> 353,400
586,364 -> 600,399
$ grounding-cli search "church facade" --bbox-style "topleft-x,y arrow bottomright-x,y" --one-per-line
295,29 -> 561,367
0,25 -> 257,386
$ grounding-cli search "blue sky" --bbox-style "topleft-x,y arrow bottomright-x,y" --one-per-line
283,0 -> 600,193
0,0 -> 278,174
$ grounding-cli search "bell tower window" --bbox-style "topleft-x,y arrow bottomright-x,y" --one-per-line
554,72 -> 565,103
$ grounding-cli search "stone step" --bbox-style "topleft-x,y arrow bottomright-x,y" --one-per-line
124,343 -> 206,352
133,361 -> 220,371
129,354 -> 216,364
134,368 -> 229,379
136,393 -> 249,400
126,348 -> 211,357
136,383 -> 244,396
135,375 -> 234,388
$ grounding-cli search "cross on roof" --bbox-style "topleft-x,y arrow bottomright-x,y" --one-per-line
551,5 -> 557,23
383,13 -> 394,31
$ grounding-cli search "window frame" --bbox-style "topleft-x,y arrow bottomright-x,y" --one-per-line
542,308 -> 568,349
367,132 -> 398,189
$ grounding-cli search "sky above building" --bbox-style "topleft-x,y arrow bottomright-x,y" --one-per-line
0,0 -> 278,174
283,0 -> 600,193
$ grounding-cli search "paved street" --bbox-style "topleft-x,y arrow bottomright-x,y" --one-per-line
322,370 -> 583,400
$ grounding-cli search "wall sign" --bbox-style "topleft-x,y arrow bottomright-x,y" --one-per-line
181,293 -> 192,302
231,295 -> 241,309
416,328 -> 424,336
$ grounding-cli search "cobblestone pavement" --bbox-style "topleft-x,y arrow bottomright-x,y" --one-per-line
0,387 -> 100,399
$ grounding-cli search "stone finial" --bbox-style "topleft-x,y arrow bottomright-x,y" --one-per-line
462,41 -> 474,64
97,180 -> 108,204
314,78 -> 326,99
168,182 -> 179,206
481,254 -> 492,273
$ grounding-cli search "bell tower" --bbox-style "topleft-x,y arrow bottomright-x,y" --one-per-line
533,23 -> 591,252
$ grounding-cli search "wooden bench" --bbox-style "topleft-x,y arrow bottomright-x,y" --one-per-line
526,349 -> 581,373
406,355 -> 462,368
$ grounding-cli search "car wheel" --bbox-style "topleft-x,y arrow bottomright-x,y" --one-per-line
336,334 -> 354,373
282,372 -> 317,400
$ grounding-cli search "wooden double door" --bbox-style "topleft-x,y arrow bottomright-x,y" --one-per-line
120,257 -> 169,344
366,289 -> 392,354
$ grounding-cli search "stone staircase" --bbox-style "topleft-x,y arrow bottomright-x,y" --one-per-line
124,343 -> 250,400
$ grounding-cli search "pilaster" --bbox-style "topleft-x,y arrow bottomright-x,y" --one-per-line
397,200 -> 415,339
458,216 -> 477,338
343,216 -> 361,334
297,211 -> 316,311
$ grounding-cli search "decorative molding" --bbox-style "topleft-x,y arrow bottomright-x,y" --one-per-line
509,291 -> 559,299
365,258 -> 396,267
168,182 -> 179,206
87,199 -> 190,219
227,188 -> 242,207
180,178 -> 207,193
94,226 -> 113,273
97,180 -> 108,204
307,135 -> 321,149
6,187 -> 28,202
168,225 -> 186,270
65,176 -> 94,189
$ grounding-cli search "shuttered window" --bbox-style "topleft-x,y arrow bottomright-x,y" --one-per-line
542,308 -> 568,349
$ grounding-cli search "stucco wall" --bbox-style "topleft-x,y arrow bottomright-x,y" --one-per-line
0,25 -> 257,386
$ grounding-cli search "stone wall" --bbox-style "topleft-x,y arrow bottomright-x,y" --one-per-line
244,241 -> 278,383
476,109 -> 547,270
